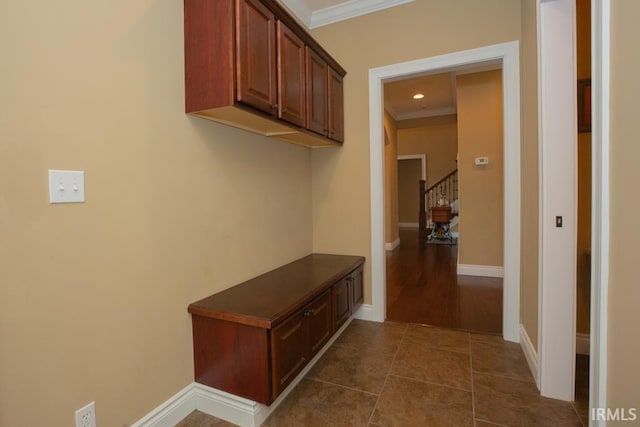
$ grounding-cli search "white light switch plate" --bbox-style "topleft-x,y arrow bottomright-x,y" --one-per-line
49,170 -> 85,204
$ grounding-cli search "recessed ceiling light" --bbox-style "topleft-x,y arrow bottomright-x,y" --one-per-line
413,93 -> 425,99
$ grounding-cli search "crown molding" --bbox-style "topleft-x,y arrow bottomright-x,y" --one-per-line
310,0 -> 415,29
278,0 -> 415,30
280,0 -> 415,29
395,106 -> 457,121
278,0 -> 313,28
383,102 -> 399,120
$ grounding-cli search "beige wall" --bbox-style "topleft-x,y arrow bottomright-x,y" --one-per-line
608,0 -> 640,418
383,112 -> 399,244
397,120 -> 458,189
310,0 -> 520,305
0,1 -> 312,426
397,159 -> 422,223
520,0 -> 539,346
456,70 -> 504,267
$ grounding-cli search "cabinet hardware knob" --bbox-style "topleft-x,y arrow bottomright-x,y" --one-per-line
303,309 -> 315,317
272,104 -> 278,110
283,108 -> 288,114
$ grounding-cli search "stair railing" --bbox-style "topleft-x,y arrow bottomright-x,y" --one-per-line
419,169 -> 458,241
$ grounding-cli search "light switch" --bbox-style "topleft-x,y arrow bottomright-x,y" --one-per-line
49,170 -> 85,204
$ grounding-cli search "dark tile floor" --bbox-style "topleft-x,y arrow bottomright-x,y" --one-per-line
177,320 -> 585,427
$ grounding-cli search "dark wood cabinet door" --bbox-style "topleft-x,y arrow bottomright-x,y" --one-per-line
271,309 -> 308,399
235,0 -> 277,115
327,67 -> 344,142
332,277 -> 351,332
306,47 -> 328,136
307,290 -> 332,356
277,21 -> 306,127
351,267 -> 364,307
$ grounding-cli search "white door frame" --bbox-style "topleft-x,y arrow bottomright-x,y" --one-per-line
397,154 -> 426,181
536,0 -> 578,401
589,0 -> 609,420
367,41 -> 521,342
537,0 -> 609,408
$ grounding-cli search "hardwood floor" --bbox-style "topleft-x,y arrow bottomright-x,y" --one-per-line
386,227 -> 503,334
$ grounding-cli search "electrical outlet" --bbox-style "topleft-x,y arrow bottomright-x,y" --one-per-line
75,401 -> 96,427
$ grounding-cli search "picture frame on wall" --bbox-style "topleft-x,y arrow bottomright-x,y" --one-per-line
577,79 -> 592,133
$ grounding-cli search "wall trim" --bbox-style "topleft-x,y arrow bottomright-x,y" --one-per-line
397,154 -> 426,180
310,0 -> 415,29
353,304 -> 376,321
576,333 -> 590,355
520,324 -> 540,388
395,106 -> 457,121
130,384 -> 197,427
537,0 -> 578,401
456,264 -> 504,278
384,237 -> 400,251
590,0 -> 610,421
131,318 -> 355,427
369,41 -> 521,341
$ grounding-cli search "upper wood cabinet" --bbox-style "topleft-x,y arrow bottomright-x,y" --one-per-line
306,47 -> 328,136
236,0 -> 277,115
328,67 -> 344,143
277,21 -> 306,127
184,0 -> 346,148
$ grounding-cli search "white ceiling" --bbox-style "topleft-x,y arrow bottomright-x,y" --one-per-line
384,73 -> 457,121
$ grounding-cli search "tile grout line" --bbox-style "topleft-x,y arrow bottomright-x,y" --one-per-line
304,377 -> 379,397
471,369 -> 537,384
365,324 -> 408,427
387,373 -> 472,393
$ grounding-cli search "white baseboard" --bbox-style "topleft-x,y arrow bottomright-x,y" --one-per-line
519,324 -> 540,388
456,263 -> 504,278
576,333 -> 590,355
385,237 -> 400,251
132,318 -> 356,427
398,222 -> 418,228
130,384 -> 198,427
353,304 -> 376,322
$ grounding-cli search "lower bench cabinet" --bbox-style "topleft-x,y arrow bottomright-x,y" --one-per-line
332,276 -> 351,332
272,289 -> 331,397
188,254 -> 365,405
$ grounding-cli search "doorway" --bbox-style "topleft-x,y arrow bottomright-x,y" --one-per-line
397,155 -> 425,228
367,41 -> 521,342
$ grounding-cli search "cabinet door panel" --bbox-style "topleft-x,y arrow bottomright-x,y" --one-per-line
271,310 -> 308,398
351,267 -> 364,307
306,47 -> 328,135
328,67 -> 344,142
332,277 -> 351,332
236,0 -> 276,115
277,21 -> 306,127
308,290 -> 332,356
